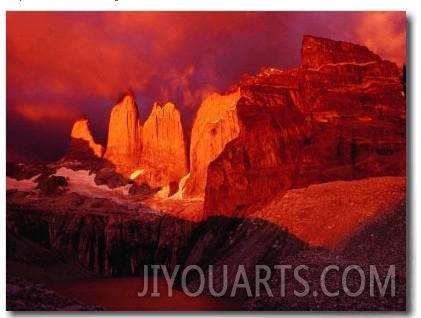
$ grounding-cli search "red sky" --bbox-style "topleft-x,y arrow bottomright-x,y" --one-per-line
6,11 -> 406,163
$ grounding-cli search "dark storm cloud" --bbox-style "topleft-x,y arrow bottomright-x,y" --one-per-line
6,11 -> 406,163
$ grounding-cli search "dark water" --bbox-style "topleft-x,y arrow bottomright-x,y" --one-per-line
52,277 -> 242,311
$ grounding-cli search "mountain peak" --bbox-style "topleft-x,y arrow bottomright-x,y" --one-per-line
104,94 -> 143,171
163,102 -> 176,111
301,34 -> 381,70
151,101 -> 177,115
140,102 -> 188,187
66,118 -> 104,160
114,92 -> 138,115
70,118 -> 90,138
184,90 -> 241,198
116,90 -> 134,100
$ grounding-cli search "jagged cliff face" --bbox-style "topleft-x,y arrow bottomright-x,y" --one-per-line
104,94 -> 143,172
204,80 -> 308,217
55,35 -> 404,212
67,35 -> 403,199
301,34 -> 382,69
6,191 -> 199,277
185,91 -> 241,197
139,102 -> 188,187
62,95 -> 188,190
204,35 -> 405,218
98,97 -> 189,189
65,118 -> 104,160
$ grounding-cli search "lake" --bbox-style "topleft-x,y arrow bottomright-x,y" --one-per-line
52,277 -> 242,311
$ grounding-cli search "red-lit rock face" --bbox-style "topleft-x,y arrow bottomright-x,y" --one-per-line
184,91 -> 241,197
65,118 -> 104,160
301,34 -> 382,70
62,35 -> 404,207
139,102 -> 188,187
104,93 -> 143,172
204,35 -> 405,219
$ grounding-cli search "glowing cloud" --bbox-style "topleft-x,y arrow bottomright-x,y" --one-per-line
354,12 -> 406,65
15,104 -> 81,122
6,12 -> 406,163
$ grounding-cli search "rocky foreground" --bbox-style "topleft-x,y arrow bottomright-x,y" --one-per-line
6,174 -> 405,311
7,276 -> 103,311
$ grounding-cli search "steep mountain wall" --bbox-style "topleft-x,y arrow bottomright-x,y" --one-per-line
185,91 -> 241,198
203,35 -> 405,219
104,93 -> 143,173
140,102 -> 188,187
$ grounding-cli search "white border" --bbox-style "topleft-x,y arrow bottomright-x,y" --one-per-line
0,0 -> 413,11
0,1 -> 418,318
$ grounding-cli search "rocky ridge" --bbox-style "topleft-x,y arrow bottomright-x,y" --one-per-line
6,190 -> 200,277
203,34 -> 405,219
60,35 -> 404,200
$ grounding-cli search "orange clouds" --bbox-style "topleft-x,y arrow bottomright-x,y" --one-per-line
15,104 -> 81,122
7,11 -> 406,111
7,12 -> 155,100
354,12 -> 406,65
6,12 -> 406,163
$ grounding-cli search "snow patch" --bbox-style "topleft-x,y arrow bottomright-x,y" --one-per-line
6,174 -> 40,191
172,173 -> 191,199
156,186 -> 170,198
53,167 -> 128,204
130,170 -> 144,180
153,173 -> 191,200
